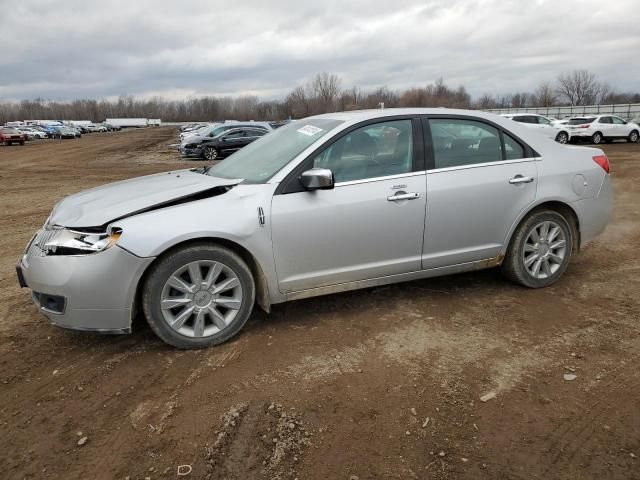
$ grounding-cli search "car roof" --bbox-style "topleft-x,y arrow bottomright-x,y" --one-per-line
310,108 -> 529,124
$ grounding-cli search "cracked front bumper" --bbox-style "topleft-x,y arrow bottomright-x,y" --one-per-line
18,244 -> 154,333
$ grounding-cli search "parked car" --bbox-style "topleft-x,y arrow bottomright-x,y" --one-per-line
17,108 -> 613,349
181,127 -> 269,160
19,126 -> 48,139
179,123 -> 272,155
0,127 -> 27,145
50,126 -> 78,139
501,113 -> 571,144
565,115 -> 640,144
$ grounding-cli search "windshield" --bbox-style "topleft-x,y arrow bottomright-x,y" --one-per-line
569,118 -> 595,125
206,118 -> 343,183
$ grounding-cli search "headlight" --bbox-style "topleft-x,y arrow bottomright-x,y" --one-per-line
185,143 -> 199,149
43,228 -> 122,255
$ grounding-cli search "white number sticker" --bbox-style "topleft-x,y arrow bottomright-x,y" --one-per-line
297,125 -> 323,136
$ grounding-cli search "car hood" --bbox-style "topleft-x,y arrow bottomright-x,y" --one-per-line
50,170 -> 241,228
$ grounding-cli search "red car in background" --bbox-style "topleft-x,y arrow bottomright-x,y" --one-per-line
0,127 -> 27,146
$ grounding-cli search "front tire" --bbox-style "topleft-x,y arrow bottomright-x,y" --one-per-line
502,210 -> 573,288
629,130 -> 639,143
555,132 -> 569,144
591,132 -> 603,145
142,243 -> 255,349
202,146 -> 220,161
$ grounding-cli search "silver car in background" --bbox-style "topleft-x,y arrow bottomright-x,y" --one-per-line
17,108 -> 613,349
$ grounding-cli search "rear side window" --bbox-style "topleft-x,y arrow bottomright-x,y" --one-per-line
430,119 -> 502,168
599,117 -> 612,124
503,133 -> 525,160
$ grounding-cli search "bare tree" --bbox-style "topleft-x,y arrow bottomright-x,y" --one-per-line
309,72 -> 341,113
534,82 -> 557,107
556,70 -> 608,106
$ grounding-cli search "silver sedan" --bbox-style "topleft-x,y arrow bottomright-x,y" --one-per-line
17,109 -> 613,349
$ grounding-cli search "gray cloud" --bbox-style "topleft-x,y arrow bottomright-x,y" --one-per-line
1,0 -> 638,100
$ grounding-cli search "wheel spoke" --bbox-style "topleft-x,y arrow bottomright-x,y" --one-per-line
548,226 -> 560,242
548,252 -> 563,264
171,306 -> 194,330
204,263 -> 223,289
167,275 -> 195,294
188,262 -> 203,285
540,222 -> 550,239
161,297 -> 192,309
542,258 -> 552,277
524,243 -> 537,253
213,297 -> 241,310
550,239 -> 566,250
207,306 -> 227,330
193,309 -> 206,337
524,253 -> 539,267
529,228 -> 540,243
532,257 -> 543,277
213,277 -> 240,294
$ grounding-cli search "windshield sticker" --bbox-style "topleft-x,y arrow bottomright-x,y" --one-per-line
297,125 -> 323,136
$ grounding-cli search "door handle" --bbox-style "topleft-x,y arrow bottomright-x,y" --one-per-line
509,175 -> 534,185
387,192 -> 421,201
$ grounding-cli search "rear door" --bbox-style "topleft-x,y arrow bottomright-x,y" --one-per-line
218,130 -> 245,154
422,116 -> 538,269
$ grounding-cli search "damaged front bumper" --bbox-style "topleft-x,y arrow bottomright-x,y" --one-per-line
18,239 -> 154,334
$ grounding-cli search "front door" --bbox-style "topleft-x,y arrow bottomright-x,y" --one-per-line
271,119 -> 427,293
423,117 -> 538,269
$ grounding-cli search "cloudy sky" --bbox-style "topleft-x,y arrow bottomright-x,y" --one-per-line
1,0 -> 638,101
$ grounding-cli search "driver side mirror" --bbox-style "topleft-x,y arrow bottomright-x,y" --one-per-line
300,168 -> 334,190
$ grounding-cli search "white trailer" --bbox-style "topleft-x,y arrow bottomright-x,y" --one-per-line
105,118 -> 148,128
148,119 -> 162,126
68,120 -> 92,126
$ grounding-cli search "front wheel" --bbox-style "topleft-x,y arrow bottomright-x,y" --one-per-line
142,243 -> 255,349
629,130 -> 639,143
202,146 -> 219,161
591,132 -> 603,145
502,210 -> 573,288
555,132 -> 569,144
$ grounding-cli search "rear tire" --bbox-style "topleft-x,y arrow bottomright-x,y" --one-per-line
19,140 -> 25,145
629,130 -> 639,143
142,243 -> 255,349
591,132 -> 603,144
502,210 -> 573,288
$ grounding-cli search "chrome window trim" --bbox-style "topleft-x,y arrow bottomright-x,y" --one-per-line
334,170 -> 426,187
427,157 -> 539,174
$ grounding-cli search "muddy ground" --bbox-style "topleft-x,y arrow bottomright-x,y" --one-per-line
0,128 -> 639,480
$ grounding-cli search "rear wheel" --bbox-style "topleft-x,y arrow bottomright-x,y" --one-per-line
629,130 -> 639,143
591,132 -> 603,144
555,132 -> 569,144
202,146 -> 219,161
502,210 -> 573,288
19,140 -> 25,145
142,243 -> 255,349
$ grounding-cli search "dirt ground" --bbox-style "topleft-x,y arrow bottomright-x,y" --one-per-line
1,128 -> 639,480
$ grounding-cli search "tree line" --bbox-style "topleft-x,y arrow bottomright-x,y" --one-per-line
1,70 -> 639,124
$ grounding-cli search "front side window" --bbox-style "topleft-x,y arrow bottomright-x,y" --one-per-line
537,116 -> 551,125
611,116 -> 626,125
599,117 -> 612,124
311,120 -> 413,183
430,119 -> 502,168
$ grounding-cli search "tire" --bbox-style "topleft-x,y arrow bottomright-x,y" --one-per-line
142,243 -> 255,349
591,132 -> 603,145
501,210 -> 573,288
555,131 -> 569,144
202,146 -> 219,161
629,130 -> 639,143
19,140 -> 25,145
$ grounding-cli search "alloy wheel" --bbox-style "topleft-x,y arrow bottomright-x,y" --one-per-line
160,260 -> 242,338
522,220 -> 567,280
556,132 -> 569,144
630,131 -> 639,143
592,133 -> 602,144
204,147 -> 218,160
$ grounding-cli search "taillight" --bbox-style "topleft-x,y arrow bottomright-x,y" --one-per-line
579,124 -> 590,128
593,155 -> 610,174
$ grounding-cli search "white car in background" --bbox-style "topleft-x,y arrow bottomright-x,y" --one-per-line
565,115 -> 640,145
501,113 -> 571,144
